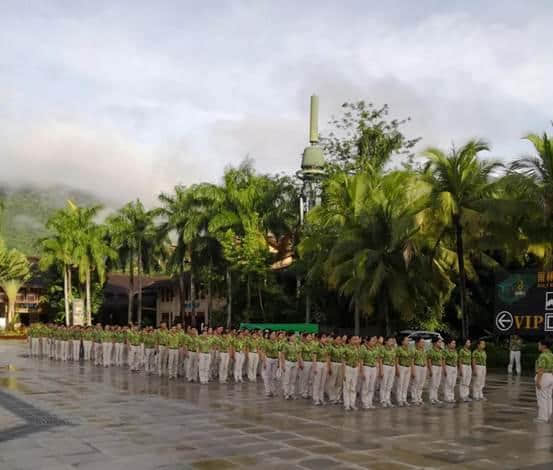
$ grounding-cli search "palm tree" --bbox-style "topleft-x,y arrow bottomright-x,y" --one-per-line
421,139 -> 501,338
107,200 -> 156,326
0,240 -> 31,329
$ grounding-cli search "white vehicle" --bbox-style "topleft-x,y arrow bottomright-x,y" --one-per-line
398,330 -> 443,351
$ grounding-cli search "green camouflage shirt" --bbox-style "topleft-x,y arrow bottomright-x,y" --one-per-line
427,347 -> 443,366
344,346 -> 362,367
126,330 -> 142,346
458,347 -> 472,365
142,332 -> 157,349
156,330 -> 170,347
397,346 -> 414,367
536,350 -> 553,373
381,347 -> 397,366
443,348 -> 458,367
413,348 -> 427,366
472,349 -> 486,366
167,333 -> 181,349
360,345 -> 380,367
283,341 -> 300,361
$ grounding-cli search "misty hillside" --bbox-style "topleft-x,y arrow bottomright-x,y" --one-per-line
0,184 -> 103,255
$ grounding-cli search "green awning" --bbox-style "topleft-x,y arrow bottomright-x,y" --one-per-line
239,323 -> 319,334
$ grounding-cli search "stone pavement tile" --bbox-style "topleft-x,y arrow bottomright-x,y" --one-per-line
190,458 -> 238,469
261,431 -> 301,440
267,448 -> 311,460
362,463 -> 415,470
285,438 -> 326,448
519,464 -> 553,470
307,444 -> 347,455
297,457 -> 342,469
332,451 -> 380,466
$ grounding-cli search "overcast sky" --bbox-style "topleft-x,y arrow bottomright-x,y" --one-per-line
1,0 -> 552,206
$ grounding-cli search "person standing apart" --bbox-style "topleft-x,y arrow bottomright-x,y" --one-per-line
508,335 -> 523,376
458,339 -> 472,402
427,337 -> 444,404
396,336 -> 414,407
534,337 -> 553,423
380,337 -> 397,407
472,339 -> 487,400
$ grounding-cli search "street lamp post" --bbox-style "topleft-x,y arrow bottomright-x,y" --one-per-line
297,95 -> 326,323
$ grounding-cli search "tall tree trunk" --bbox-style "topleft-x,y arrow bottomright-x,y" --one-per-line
354,301 -> 360,336
246,274 -> 251,312
137,239 -> 143,327
67,267 -> 72,326
178,262 -> 186,322
128,252 -> 134,324
454,215 -> 468,339
7,297 -> 16,329
63,264 -> 70,326
86,268 -> 91,326
226,269 -> 232,329
206,258 -> 213,328
190,265 -> 196,318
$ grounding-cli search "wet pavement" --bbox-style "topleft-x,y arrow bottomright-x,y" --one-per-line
0,341 -> 551,470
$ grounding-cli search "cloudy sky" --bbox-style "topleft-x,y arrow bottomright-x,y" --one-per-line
1,0 -> 552,205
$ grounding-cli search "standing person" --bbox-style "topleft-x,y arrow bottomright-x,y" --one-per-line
261,332 -> 280,397
360,336 -> 380,409
93,324 -> 103,367
508,335 -> 523,376
232,333 -> 246,383
82,327 -> 94,362
71,327 -> 82,362
156,323 -> 169,377
326,337 -> 345,405
217,334 -> 231,384
472,339 -> 487,400
167,330 -> 181,379
443,339 -> 458,403
246,332 -> 260,383
427,337 -> 444,405
458,339 -> 473,402
534,337 -> 553,423
396,336 -> 414,407
297,334 -> 315,399
343,336 -> 362,411
60,327 -> 70,361
311,336 -> 330,406
197,332 -> 212,385
412,337 -> 427,406
127,327 -> 143,372
282,334 -> 300,400
185,330 -> 199,382
102,325 -> 114,367
380,337 -> 397,407
143,329 -> 157,375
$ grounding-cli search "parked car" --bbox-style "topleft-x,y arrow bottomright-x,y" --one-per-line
398,330 -> 443,351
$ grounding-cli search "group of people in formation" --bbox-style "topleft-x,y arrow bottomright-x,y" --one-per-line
27,322 -> 490,410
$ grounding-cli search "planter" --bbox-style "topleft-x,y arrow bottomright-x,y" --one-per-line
0,335 -> 27,340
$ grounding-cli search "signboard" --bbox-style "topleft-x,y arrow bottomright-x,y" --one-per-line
72,299 -> 85,326
495,271 -> 553,336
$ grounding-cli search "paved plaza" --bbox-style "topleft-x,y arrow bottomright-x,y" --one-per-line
0,341 -> 551,470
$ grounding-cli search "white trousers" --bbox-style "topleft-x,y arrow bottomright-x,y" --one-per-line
429,365 -> 442,401
412,366 -> 427,403
129,345 -> 143,371
247,352 -> 259,382
297,361 -> 313,398
312,361 -> 328,405
186,352 -> 198,382
262,358 -> 278,396
198,352 -> 211,384
282,361 -> 298,398
179,348 -> 187,377
444,365 -> 457,402
113,343 -> 124,366
94,343 -> 103,366
233,352 -> 245,383
360,366 -> 377,408
219,352 -> 230,383
168,348 -> 179,378
144,348 -> 156,374
157,346 -> 168,376
459,364 -> 472,400
343,366 -> 359,410
508,351 -> 521,375
102,342 -> 113,367
536,373 -> 553,422
472,365 -> 486,399
326,362 -> 344,403
30,338 -> 40,357
83,340 -> 93,361
379,365 -> 395,404
396,365 -> 411,404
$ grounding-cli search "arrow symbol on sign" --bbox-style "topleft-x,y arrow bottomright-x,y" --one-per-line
496,311 -> 513,332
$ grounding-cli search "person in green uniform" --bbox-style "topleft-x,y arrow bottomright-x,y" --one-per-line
102,325 -> 114,367
343,336 -> 362,411
380,336 -> 397,407
427,337 -> 444,404
311,336 -> 331,406
82,327 -> 94,362
360,336 -> 380,409
396,335 -> 414,407
127,327 -> 143,372
534,337 -> 553,423
217,333 -> 231,384
411,337 -> 427,406
443,338 -> 458,403
458,339 -> 472,402
197,331 -> 213,384
297,335 -> 315,399
232,332 -> 246,383
93,324 -> 104,367
142,329 -> 157,375
167,329 -> 181,379
508,335 -> 523,376
472,339 -> 487,400
261,331 -> 280,397
282,334 -> 301,400
326,336 -> 346,405
156,323 -> 170,377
